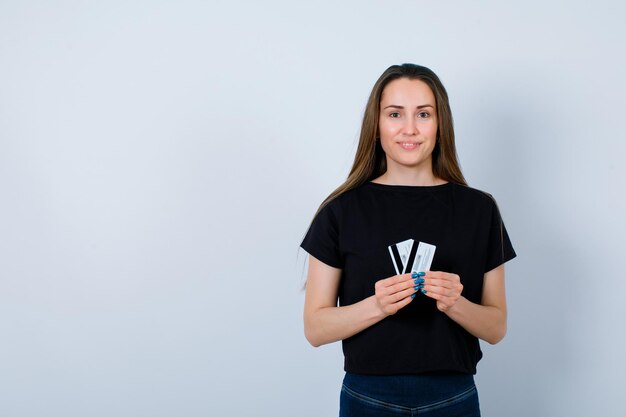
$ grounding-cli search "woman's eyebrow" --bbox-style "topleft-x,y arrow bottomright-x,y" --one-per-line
383,104 -> 434,110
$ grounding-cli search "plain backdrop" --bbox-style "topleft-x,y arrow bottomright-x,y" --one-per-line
1,1 -> 625,416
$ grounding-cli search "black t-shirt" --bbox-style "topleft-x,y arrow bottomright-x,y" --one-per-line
300,181 -> 516,375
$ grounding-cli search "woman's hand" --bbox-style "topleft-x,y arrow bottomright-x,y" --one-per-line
374,273 -> 421,316
304,257 -> 422,347
419,266 -> 507,344
421,271 -> 463,312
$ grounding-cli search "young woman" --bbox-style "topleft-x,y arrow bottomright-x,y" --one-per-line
300,64 -> 516,416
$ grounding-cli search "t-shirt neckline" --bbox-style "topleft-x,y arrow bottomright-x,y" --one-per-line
365,181 -> 453,192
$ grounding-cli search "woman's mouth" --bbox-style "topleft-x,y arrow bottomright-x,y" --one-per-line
399,142 -> 419,150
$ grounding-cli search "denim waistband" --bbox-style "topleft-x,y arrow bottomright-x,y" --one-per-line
342,371 -> 475,408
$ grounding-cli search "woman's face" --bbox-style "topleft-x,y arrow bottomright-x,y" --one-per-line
378,78 -> 438,173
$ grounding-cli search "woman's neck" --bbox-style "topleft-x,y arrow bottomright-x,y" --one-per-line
372,168 -> 445,187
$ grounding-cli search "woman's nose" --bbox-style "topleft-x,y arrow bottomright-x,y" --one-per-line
402,119 -> 418,135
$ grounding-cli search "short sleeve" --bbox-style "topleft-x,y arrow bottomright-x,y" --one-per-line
300,202 -> 344,269
484,199 -> 517,273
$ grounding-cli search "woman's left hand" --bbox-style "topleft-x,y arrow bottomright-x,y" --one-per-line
421,271 -> 463,312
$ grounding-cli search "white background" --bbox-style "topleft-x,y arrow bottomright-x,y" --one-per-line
1,1 -> 625,416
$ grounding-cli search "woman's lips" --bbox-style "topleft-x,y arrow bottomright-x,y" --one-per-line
399,142 -> 419,150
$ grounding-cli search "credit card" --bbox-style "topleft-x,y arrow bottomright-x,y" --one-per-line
410,241 -> 436,274
388,239 -> 436,275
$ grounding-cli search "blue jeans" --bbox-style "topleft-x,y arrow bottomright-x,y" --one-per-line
340,372 -> 480,417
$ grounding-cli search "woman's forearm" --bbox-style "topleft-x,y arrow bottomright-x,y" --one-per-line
421,266 -> 507,344
304,257 -> 418,347
304,295 -> 386,347
444,296 -> 506,344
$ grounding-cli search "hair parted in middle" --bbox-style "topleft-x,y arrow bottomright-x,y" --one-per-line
315,63 -> 467,215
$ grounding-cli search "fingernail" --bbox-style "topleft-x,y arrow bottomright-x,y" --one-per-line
413,278 -> 425,285
417,272 -> 425,277
411,272 -> 419,278
413,285 -> 423,290
420,289 -> 427,294
411,293 -> 416,299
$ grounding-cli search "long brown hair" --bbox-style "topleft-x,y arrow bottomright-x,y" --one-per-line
314,64 -> 467,217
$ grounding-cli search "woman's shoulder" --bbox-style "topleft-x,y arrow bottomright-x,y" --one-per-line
325,182 -> 369,204
449,182 -> 499,208
312,183 -> 372,222
316,186 -> 359,216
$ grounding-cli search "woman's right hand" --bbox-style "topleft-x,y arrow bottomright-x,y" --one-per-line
304,257 -> 423,347
374,273 -> 422,316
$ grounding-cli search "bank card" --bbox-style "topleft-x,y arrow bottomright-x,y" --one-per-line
388,239 -> 436,275
410,241 -> 436,274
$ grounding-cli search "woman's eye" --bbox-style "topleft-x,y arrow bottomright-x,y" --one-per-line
418,111 -> 430,118
389,112 -> 400,118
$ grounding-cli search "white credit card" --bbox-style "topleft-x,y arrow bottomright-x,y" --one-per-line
411,241 -> 436,274
388,239 -> 436,275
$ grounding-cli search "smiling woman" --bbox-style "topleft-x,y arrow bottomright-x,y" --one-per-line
300,64 -> 516,417
376,78 -> 440,185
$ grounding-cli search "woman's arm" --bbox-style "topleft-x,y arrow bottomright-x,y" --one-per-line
304,255 -> 417,347
421,265 -> 507,344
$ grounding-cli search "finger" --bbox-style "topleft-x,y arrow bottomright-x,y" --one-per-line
379,273 -> 412,288
421,284 -> 458,298
423,278 -> 454,289
386,286 -> 418,304
387,279 -> 420,295
393,293 -> 415,310
426,271 -> 460,282
421,288 -> 440,300
394,287 -> 420,305
378,293 -> 412,316
420,290 -> 454,312
424,274 -> 461,290
380,274 -> 414,291
423,271 -> 444,279
421,288 -> 454,307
